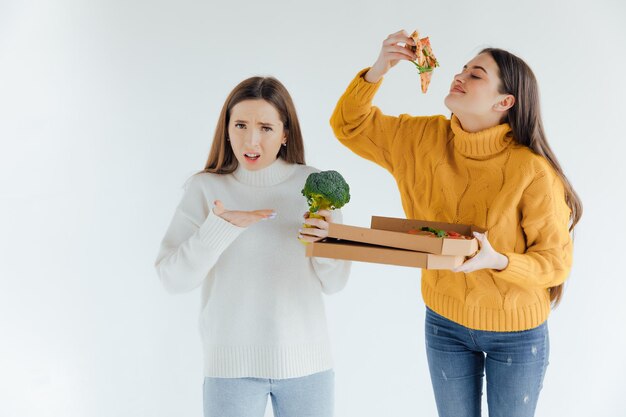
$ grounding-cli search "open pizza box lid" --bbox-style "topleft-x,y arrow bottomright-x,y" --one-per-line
324,216 -> 483,257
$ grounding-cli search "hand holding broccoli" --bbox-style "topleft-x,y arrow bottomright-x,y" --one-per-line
299,170 -> 350,243
298,209 -> 333,243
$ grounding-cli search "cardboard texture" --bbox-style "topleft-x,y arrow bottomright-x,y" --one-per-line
326,217 -> 480,256
305,240 -> 465,270
305,216 -> 482,270
370,216 -> 483,256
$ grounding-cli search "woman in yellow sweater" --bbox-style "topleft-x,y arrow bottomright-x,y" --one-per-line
330,30 -> 582,417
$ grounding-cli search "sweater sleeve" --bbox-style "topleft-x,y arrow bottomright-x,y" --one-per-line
329,68 -> 437,175
154,176 -> 245,294
310,209 -> 351,295
492,167 -> 573,289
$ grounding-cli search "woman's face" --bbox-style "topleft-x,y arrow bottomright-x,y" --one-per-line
228,99 -> 286,171
444,53 -> 510,119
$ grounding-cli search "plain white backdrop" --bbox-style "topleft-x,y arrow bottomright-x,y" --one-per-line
1,0 -> 625,416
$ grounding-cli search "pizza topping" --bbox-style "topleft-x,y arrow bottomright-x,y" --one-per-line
406,30 -> 439,93
406,227 -> 472,240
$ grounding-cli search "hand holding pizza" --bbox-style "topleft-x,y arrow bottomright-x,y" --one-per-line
365,30 -> 418,83
365,29 -> 439,93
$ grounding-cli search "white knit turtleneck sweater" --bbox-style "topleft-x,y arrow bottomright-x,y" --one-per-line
155,158 -> 351,379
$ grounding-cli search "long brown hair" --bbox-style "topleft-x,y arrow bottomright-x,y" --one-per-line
481,48 -> 582,307
202,77 -> 305,174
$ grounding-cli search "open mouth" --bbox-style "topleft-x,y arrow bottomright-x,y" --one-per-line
244,152 -> 261,162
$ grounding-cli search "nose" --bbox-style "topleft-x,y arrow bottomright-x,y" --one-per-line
247,129 -> 262,147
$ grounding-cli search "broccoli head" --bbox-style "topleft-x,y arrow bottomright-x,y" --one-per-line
301,170 -> 350,213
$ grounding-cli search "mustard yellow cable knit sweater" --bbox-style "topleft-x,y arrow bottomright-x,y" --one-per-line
331,69 -> 573,331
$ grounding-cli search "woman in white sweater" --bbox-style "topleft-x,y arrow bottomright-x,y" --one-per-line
155,76 -> 350,417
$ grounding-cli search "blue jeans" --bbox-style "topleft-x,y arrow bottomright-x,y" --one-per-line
203,369 -> 334,417
425,308 -> 549,417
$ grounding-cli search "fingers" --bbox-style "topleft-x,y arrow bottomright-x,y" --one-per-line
300,210 -> 332,242
243,209 -> 276,226
220,209 -> 276,227
390,29 -> 410,37
384,44 -> 417,61
300,225 -> 327,237
304,217 -> 329,230
253,209 -> 277,219
452,261 -> 470,273
384,30 -> 414,46
213,201 -> 275,220
315,209 -> 333,222
387,51 -> 417,62
453,244 -> 484,273
213,200 -> 226,216
451,232 -> 499,273
472,232 -> 484,250
452,256 -> 478,273
298,233 -> 324,243
370,30 -> 417,82
472,232 -> 493,253
299,225 -> 327,240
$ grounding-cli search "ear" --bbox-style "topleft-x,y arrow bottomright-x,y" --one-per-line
493,94 -> 515,112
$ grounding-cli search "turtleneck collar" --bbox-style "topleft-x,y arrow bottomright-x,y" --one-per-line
451,115 -> 513,159
232,157 -> 297,187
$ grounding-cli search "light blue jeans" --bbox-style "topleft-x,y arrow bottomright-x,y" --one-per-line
203,369 -> 334,417
425,307 -> 549,417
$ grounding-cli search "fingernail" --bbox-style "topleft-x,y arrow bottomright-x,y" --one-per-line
268,213 -> 277,219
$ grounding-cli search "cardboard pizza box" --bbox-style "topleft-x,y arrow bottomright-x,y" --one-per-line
305,239 -> 465,270
305,216 -> 485,269
325,216 -> 482,257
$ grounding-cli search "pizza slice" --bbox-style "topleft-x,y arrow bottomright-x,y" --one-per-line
420,70 -> 433,95
406,30 -> 439,93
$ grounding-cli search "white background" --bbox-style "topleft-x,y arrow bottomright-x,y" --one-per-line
1,0 -> 625,416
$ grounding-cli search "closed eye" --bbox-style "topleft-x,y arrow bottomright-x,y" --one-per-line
463,65 -> 486,79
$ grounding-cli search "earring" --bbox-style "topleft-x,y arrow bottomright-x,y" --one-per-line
281,142 -> 287,147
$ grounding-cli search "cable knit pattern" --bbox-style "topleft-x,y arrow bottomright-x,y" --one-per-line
330,68 -> 573,331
